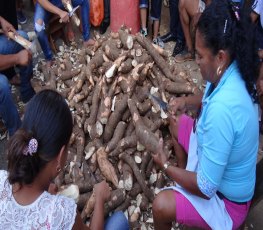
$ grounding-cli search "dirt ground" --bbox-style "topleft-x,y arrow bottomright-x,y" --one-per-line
0,1 -> 262,229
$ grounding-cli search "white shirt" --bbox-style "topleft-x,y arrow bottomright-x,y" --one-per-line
0,170 -> 77,230
252,0 -> 263,27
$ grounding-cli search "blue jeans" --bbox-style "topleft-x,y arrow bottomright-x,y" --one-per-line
34,0 -> 91,60
0,30 -> 35,103
169,0 -> 184,42
140,0 -> 148,8
0,75 -> 21,136
104,211 -> 129,230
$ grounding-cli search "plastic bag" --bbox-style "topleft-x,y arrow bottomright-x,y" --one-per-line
90,0 -> 104,26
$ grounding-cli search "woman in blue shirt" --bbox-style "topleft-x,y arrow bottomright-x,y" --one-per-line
151,0 -> 259,229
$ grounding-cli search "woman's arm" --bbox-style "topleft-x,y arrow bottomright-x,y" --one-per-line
72,181 -> 110,230
168,93 -> 203,115
89,181 -> 111,230
152,143 -> 208,199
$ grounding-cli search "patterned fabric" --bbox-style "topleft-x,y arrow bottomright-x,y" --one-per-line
197,167 -> 217,198
0,170 -> 77,229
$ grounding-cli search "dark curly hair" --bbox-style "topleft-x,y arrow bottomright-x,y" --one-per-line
7,89 -> 73,185
197,0 -> 259,101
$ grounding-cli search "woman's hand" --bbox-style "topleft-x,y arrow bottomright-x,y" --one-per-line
152,139 -> 168,169
168,97 -> 187,115
94,181 -> 111,203
59,10 -> 69,23
0,16 -> 16,37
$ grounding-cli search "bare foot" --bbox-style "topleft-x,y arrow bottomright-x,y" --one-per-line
83,38 -> 95,47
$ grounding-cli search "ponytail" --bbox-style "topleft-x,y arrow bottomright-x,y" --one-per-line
7,89 -> 73,186
7,130 -> 46,185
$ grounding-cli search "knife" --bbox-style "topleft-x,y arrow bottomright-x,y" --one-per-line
59,5 -> 80,23
148,93 -> 169,112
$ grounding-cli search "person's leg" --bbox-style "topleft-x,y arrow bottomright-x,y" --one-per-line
153,190 -> 211,230
151,0 -> 164,48
99,0 -> 110,34
104,211 -> 129,230
140,0 -> 149,36
177,0 -> 198,53
73,0 -> 95,46
0,74 -> 21,136
103,0 -> 110,24
169,0 -> 177,37
153,190 -> 177,229
34,3 -> 53,62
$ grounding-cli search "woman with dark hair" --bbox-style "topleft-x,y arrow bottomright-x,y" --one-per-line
0,89 -> 129,229
151,0 -> 259,229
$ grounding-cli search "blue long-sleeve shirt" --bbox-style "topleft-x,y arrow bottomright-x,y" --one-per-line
196,61 -> 259,202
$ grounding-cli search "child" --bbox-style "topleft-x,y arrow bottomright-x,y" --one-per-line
0,89 -> 129,229
140,0 -> 164,48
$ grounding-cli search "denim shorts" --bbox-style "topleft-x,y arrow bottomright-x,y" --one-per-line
151,0 -> 162,20
140,0 -> 148,8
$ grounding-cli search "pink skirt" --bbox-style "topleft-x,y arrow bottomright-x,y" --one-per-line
176,114 -> 251,230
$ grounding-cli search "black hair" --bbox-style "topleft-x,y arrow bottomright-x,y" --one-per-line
197,0 -> 259,101
7,89 -> 73,185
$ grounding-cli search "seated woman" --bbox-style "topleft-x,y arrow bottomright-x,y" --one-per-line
34,0 -> 95,67
151,0 -> 259,229
0,89 -> 129,229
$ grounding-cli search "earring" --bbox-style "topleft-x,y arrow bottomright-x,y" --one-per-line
56,166 -> 61,173
216,66 -> 222,77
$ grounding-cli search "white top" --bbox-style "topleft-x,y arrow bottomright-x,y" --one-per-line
252,0 -> 263,27
0,170 -> 77,230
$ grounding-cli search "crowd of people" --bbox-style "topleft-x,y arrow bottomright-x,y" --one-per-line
0,0 -> 263,229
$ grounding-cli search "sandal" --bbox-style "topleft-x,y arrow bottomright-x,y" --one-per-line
174,50 -> 195,63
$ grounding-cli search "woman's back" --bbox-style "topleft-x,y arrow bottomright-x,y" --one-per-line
0,170 -> 77,229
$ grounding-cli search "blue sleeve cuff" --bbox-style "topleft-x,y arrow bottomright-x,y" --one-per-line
197,167 -> 218,198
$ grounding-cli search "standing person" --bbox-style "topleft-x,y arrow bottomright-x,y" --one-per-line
174,0 -> 211,63
139,0 -> 164,48
99,0 -> 110,34
34,0 -> 94,67
159,0 -> 185,56
151,0 -> 259,229
0,15 -> 35,136
0,89 -> 129,229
